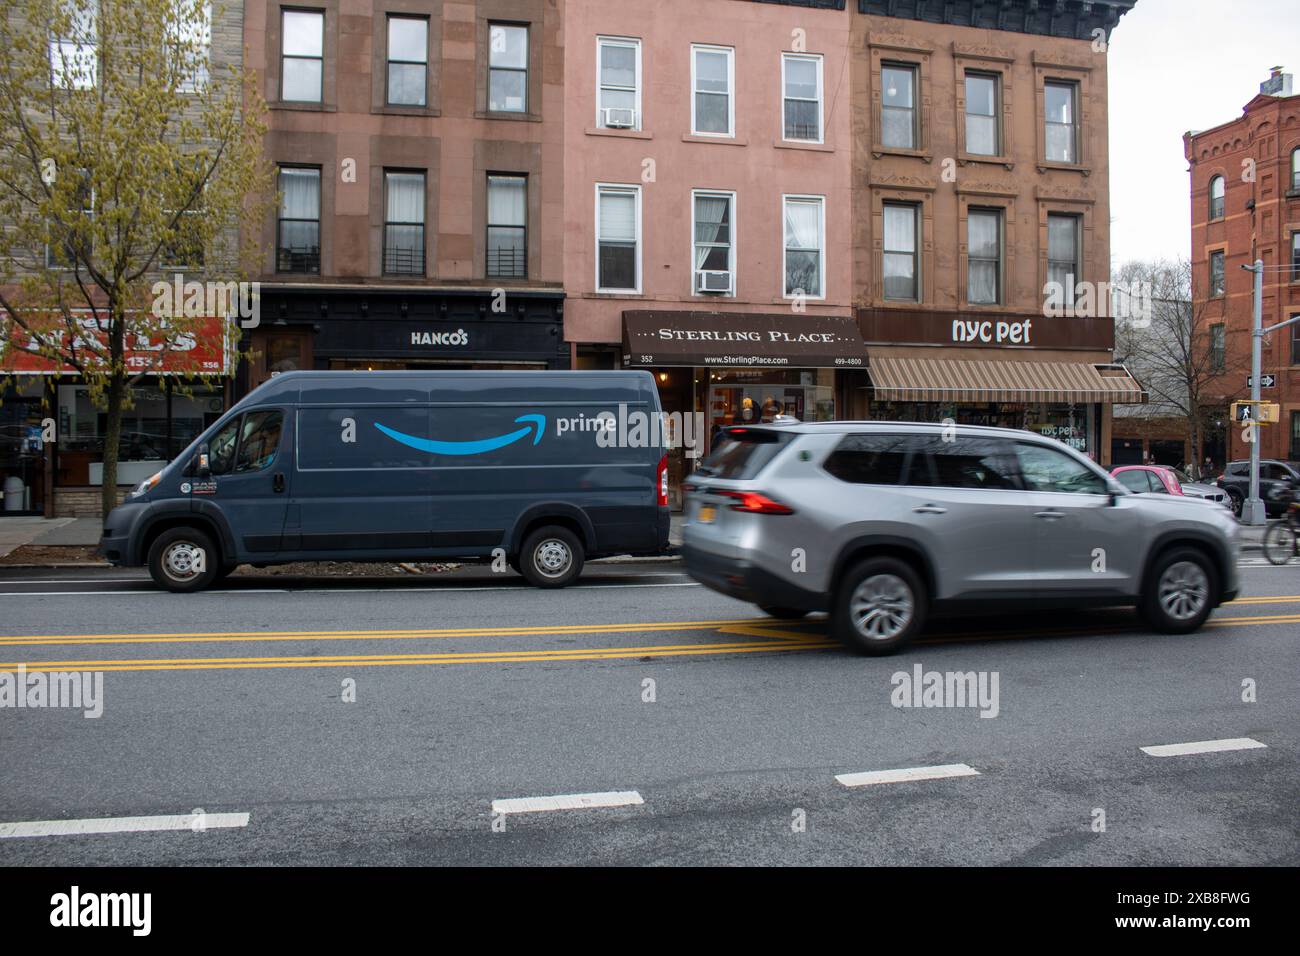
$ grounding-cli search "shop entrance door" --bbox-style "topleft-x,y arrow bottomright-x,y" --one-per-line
0,394 -> 47,515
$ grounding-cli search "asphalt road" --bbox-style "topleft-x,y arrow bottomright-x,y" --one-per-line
0,557 -> 1296,866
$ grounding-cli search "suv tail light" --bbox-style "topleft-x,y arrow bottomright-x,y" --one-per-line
656,454 -> 669,507
719,490 -> 794,515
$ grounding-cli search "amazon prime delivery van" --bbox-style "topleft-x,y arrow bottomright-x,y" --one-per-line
99,370 -> 672,591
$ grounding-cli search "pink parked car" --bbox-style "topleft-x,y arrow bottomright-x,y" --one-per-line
1110,465 -> 1230,508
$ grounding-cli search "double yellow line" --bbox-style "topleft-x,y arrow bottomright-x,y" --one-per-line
2,596 -> 1296,674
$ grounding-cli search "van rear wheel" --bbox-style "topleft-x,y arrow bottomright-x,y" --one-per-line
519,526 -> 584,588
147,527 -> 219,593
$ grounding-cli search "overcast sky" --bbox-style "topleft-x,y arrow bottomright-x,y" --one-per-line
1107,0 -> 1300,269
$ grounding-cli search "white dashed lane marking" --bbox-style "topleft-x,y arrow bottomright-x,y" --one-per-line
491,791 -> 645,815
835,764 -> 981,787
1140,737 -> 1267,757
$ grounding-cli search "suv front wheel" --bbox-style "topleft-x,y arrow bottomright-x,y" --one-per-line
832,557 -> 927,655
1140,547 -> 1217,633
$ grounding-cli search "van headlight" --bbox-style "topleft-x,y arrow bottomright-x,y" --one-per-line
131,470 -> 163,497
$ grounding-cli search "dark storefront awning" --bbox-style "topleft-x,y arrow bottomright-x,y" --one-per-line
869,355 -> 1146,404
623,311 -> 869,368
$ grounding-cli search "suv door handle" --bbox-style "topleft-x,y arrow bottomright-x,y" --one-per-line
273,473 -> 285,493
1034,510 -> 1065,519
913,505 -> 947,514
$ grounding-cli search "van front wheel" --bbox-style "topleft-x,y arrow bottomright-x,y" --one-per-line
519,526 -> 584,588
147,527 -> 219,593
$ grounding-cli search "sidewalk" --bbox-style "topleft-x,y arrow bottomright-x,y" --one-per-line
0,516 -> 102,558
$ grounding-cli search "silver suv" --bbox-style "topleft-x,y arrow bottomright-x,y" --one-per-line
682,422 -> 1241,655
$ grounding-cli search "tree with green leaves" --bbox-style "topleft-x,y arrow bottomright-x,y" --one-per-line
0,0 -> 270,516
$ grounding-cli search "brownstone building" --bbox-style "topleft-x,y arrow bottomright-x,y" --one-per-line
238,0 -> 568,396
848,0 -> 1142,463
1186,67 -> 1300,466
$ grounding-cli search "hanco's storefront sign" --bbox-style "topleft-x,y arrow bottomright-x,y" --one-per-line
410,328 -> 469,347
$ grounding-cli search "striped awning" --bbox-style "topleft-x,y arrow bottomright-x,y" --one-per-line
869,356 -> 1146,404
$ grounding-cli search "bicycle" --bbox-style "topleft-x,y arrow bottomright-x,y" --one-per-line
1262,484 -> 1299,566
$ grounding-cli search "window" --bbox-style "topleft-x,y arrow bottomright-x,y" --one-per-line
161,200 -> 204,270
915,437 -> 1019,490
964,72 -> 999,156
1292,232 -> 1299,281
596,185 -> 639,292
1210,322 -> 1225,372
1047,214 -> 1079,307
1209,249 -> 1225,297
170,1 -> 211,93
277,166 -> 320,274
1291,315 -> 1300,365
597,37 -> 640,129
387,15 -> 428,106
782,53 -> 822,142
1044,81 -> 1077,163
823,434 -> 913,485
383,170 -> 425,276
235,411 -> 284,474
1292,148 -> 1300,192
1116,470 -> 1151,494
967,208 -> 1002,305
487,175 -> 527,278
207,417 -> 240,476
488,23 -> 528,113
692,191 -> 734,294
882,203 -> 919,301
881,64 -> 917,149
1209,175 -> 1225,220
1291,411 -> 1300,461
281,9 -> 323,103
692,45 -> 734,136
1014,443 -> 1107,495
50,1 -> 97,90
783,196 -> 824,298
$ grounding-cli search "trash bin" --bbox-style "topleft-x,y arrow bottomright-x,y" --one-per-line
2,475 -> 24,512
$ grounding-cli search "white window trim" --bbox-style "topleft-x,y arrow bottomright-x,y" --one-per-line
782,194 -> 825,301
781,52 -> 823,144
596,35 -> 642,131
690,189 -> 737,297
690,44 -> 735,138
595,182 -> 642,294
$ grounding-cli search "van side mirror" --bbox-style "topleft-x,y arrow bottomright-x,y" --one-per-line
197,443 -> 211,478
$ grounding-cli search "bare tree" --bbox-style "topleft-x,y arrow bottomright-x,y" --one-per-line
1111,258 -> 1245,479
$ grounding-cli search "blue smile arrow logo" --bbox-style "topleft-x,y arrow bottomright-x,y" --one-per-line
373,414 -> 547,456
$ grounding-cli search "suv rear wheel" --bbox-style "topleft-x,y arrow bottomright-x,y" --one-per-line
832,557 -> 926,655
518,525 -> 584,589
147,527 -> 219,593
1140,546 -> 1217,633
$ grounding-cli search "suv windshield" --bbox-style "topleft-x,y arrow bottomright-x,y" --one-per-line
697,428 -> 793,479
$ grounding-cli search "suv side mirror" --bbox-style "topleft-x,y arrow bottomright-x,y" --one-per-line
196,443 -> 211,478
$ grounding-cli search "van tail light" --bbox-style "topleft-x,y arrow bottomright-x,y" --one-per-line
656,454 -> 669,507
719,490 -> 795,515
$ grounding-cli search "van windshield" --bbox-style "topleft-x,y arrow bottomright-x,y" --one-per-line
697,428 -> 793,480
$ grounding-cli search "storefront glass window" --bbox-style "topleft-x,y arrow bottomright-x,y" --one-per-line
0,378 -> 47,514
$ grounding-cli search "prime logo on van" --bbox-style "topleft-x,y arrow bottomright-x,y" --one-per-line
374,414 -> 546,456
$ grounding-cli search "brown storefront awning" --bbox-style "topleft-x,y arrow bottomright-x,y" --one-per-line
623,310 -> 869,368
869,355 -> 1146,404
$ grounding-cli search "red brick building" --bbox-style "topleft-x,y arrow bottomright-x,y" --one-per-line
1185,67 -> 1300,466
